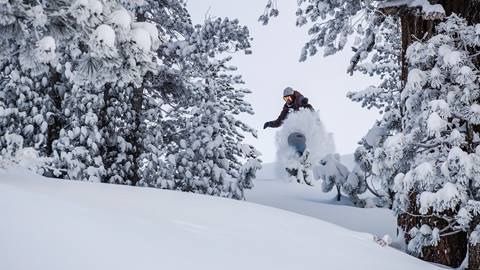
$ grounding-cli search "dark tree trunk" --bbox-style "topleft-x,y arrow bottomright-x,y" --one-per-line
336,184 -> 342,202
46,69 -> 62,156
397,193 -> 468,267
469,216 -> 480,270
128,84 -> 144,186
125,9 -> 149,186
99,83 -> 116,184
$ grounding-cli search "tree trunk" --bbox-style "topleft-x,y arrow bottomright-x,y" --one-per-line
468,216 -> 480,270
99,83 -> 116,184
46,69 -> 62,156
128,84 -> 144,186
123,9 -> 149,186
398,193 -> 468,267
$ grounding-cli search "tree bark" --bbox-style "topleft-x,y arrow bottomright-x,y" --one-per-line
468,216 -> 480,270
125,9 -> 150,186
46,69 -> 62,156
397,193 -> 468,267
99,83 -> 116,184
128,84 -> 144,186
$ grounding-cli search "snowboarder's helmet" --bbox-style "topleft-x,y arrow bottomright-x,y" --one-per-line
283,87 -> 294,97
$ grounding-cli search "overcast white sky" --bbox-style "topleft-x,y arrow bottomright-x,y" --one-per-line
187,0 -> 380,162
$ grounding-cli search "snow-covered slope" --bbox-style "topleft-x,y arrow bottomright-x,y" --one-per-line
247,161 -> 396,238
0,169 -> 442,270
246,177 -> 396,238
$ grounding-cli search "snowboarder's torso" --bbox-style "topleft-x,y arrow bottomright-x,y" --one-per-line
268,91 -> 313,128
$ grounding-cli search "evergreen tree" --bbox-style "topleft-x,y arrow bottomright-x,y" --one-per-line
260,0 -> 480,266
139,18 -> 260,199
391,15 -> 480,266
0,1 -> 64,159
1,1 -> 260,201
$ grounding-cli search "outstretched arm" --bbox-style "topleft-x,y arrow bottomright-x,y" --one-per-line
265,105 -> 288,128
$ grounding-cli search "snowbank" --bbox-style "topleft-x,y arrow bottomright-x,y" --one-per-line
0,169 -> 441,270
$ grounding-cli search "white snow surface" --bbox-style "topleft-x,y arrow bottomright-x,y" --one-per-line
378,0 -> 445,16
0,168 -> 443,270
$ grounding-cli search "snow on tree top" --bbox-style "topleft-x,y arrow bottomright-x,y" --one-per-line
427,112 -> 447,138
38,36 -> 56,52
94,24 -> 115,47
406,68 -> 426,91
438,45 -> 462,67
419,182 -> 461,215
469,104 -> 480,125
378,0 -> 445,20
108,8 -> 131,29
36,36 -> 56,63
87,0 -> 102,15
428,100 -> 450,118
131,27 -> 152,50
132,22 -> 160,49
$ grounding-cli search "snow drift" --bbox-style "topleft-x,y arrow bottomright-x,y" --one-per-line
0,169 -> 442,270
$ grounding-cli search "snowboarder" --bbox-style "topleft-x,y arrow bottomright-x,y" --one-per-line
263,87 -> 313,129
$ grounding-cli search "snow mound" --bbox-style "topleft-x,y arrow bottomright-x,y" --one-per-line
0,169 -> 442,270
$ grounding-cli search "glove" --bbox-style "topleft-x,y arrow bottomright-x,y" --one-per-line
263,121 -> 271,129
301,97 -> 309,106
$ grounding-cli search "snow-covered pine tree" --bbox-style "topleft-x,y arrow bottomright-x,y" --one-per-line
1,0 -> 258,199
390,15 -> 480,266
107,0 -> 192,186
48,1 -> 155,182
138,17 -> 260,199
346,15 -> 404,207
0,1 -> 64,161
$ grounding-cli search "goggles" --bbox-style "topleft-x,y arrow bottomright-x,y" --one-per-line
283,95 -> 293,102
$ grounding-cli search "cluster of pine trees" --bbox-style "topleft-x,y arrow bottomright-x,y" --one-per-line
0,0 -> 260,200
262,0 -> 480,268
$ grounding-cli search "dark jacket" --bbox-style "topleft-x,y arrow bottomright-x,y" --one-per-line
269,91 -> 314,128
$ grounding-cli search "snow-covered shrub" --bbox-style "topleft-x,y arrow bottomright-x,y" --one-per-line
316,154 -> 349,201
315,153 -> 368,205
0,134 -> 48,172
275,109 -> 334,185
